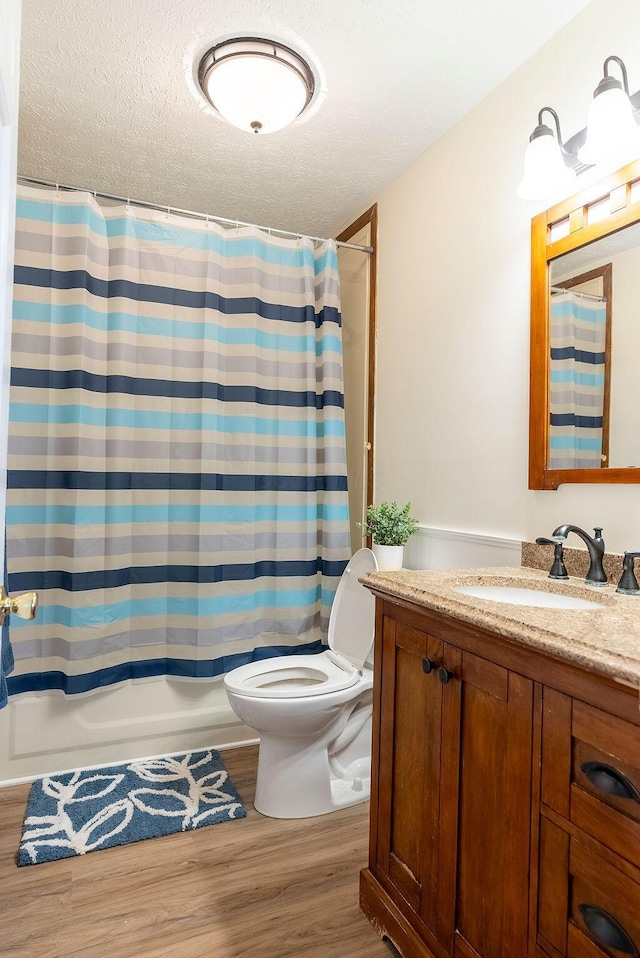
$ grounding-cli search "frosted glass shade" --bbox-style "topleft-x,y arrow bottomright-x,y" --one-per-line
517,130 -> 576,201
198,39 -> 315,135
578,86 -> 640,168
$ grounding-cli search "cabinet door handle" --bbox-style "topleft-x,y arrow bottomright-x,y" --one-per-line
581,761 -> 640,803
579,904 -> 639,956
422,658 -> 436,674
437,667 -> 454,685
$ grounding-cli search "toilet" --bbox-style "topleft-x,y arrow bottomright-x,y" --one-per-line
224,548 -> 378,819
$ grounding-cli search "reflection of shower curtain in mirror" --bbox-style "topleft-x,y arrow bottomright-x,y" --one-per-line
549,290 -> 606,469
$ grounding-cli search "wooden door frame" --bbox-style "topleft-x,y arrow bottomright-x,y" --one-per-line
336,204 -> 378,521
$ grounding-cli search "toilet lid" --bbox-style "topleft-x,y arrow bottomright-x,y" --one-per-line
327,547 -> 378,671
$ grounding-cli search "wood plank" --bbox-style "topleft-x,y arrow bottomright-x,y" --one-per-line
537,816 -> 569,955
0,745 -> 397,958
360,867 -> 444,958
336,203 -> 377,527
454,656 -> 533,958
573,699 -> 640,764
436,643 -> 462,951
541,687 -> 572,817
528,684 -> 544,958
502,671 -> 534,956
460,650 -> 508,701
571,784 -> 640,870
567,922 -> 608,958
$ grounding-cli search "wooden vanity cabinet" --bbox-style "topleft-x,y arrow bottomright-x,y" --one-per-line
361,593 -> 640,958
364,599 -> 534,958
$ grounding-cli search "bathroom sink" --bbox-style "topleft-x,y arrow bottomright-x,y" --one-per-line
453,584 -> 604,610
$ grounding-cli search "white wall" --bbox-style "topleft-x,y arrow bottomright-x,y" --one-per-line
373,0 -> 640,555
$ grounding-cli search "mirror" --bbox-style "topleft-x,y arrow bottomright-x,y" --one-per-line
529,157 -> 640,489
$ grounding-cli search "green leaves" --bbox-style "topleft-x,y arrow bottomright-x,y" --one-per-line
359,501 -> 419,546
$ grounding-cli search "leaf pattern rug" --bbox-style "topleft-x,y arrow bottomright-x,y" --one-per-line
17,749 -> 246,865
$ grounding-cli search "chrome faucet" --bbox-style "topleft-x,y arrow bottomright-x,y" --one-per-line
551,525 -> 607,586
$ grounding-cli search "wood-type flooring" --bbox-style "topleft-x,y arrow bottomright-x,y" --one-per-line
0,744 -> 398,957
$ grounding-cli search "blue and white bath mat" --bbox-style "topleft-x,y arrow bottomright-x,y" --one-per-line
17,749 -> 246,866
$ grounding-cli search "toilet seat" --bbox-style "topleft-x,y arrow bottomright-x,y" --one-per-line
222,650 -> 361,698
223,548 -> 377,700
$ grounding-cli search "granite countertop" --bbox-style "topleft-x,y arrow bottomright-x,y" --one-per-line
361,566 -> 640,689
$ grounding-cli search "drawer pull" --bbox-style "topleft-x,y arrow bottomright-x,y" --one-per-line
579,904 -> 639,956
581,761 -> 640,803
422,658 -> 436,674
437,667 -> 454,685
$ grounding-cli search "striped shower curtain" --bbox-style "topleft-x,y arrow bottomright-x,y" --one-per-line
6,185 -> 351,696
549,289 -> 607,469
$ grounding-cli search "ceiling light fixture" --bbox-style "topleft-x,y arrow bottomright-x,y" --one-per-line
197,38 -> 316,135
518,55 -> 640,202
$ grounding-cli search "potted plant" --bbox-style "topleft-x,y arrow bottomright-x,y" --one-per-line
360,501 -> 419,571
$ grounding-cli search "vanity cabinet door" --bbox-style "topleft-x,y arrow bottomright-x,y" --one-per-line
450,650 -> 534,958
373,612 -> 535,958
374,610 -> 448,948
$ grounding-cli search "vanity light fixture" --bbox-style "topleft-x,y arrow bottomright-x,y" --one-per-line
518,55 -> 640,201
516,108 -> 577,201
197,38 -> 316,135
578,56 -> 640,168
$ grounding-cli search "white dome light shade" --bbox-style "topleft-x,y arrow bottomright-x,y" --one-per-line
198,39 -> 315,135
517,126 -> 576,201
578,84 -> 640,168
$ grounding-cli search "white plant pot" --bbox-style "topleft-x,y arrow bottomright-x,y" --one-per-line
372,544 -> 404,571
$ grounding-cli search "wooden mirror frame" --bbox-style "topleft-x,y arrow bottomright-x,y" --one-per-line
529,156 -> 640,489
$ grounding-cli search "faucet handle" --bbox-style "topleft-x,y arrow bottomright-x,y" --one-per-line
616,552 -> 640,594
535,537 -> 569,580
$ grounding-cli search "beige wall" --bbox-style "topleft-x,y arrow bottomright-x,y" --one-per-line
373,0 -> 640,555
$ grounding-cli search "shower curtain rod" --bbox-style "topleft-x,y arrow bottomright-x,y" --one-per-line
550,285 -> 605,302
17,176 -> 373,254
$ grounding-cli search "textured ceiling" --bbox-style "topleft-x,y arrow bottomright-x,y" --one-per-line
18,0 -> 592,237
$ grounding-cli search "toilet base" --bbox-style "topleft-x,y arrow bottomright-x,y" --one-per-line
253,730 -> 371,819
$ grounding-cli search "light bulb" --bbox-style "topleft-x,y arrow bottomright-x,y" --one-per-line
517,127 -> 576,201
579,85 -> 640,168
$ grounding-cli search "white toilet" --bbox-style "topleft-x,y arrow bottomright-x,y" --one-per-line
224,548 -> 378,819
